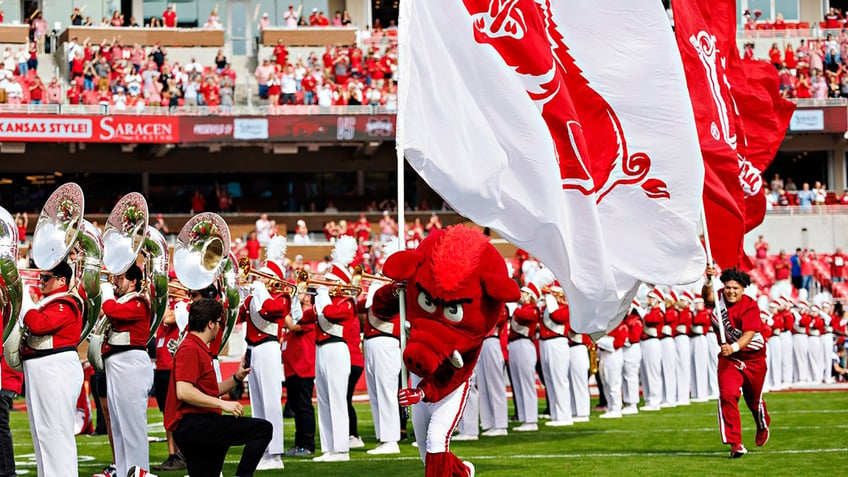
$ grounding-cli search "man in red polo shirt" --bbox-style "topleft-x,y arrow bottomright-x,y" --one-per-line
162,4 -> 177,27
165,298 -> 272,476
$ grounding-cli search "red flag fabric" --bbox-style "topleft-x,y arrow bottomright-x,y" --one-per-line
673,0 -> 794,269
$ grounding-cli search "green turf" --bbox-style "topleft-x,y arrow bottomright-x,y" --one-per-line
8,391 -> 848,476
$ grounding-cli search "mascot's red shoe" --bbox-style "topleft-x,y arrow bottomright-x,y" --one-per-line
383,225 -> 520,477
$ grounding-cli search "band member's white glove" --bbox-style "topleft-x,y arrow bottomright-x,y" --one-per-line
174,301 -> 189,333
365,280 -> 385,309
100,282 -> 115,303
544,294 -> 559,313
314,288 -> 332,316
251,281 -> 271,309
595,335 -> 615,353
290,295 -> 303,323
505,302 -> 519,316
18,285 -> 36,324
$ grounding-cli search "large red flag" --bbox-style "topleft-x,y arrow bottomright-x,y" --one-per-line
673,0 -> 794,269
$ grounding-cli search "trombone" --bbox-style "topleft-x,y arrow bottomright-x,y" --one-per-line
295,270 -> 361,297
351,264 -> 392,287
237,257 -> 298,296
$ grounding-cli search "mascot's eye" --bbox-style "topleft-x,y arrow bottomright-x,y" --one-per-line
417,292 -> 437,314
444,303 -> 464,323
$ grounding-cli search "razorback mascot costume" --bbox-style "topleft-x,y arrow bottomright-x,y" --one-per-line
383,225 -> 520,477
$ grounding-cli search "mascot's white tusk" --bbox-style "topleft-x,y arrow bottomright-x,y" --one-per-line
449,350 -> 464,369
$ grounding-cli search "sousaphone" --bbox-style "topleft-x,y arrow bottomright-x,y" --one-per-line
0,206 -> 22,341
5,183 -> 87,371
88,193 -> 148,373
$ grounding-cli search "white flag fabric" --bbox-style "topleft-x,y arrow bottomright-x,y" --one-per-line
397,0 -> 706,333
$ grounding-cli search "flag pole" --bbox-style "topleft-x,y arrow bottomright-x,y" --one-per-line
700,205 -> 727,345
396,0 -> 410,394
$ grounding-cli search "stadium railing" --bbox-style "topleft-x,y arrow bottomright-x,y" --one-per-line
766,205 -> 848,215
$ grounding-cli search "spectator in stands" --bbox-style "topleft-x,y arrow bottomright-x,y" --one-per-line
150,42 -> 166,71
15,47 -> 28,77
280,65 -> 297,106
284,5 -> 301,28
220,74 -> 234,113
153,214 -> 169,234
148,17 -> 161,28
245,232 -> 261,268
316,255 -> 332,274
45,77 -> 61,104
825,8 -> 843,29
323,221 -> 338,242
814,182 -> 827,206
800,250 -> 814,293
785,177 -> 797,192
255,59 -> 274,100
797,183 -> 814,211
790,248 -> 804,290
162,4 -> 177,27
772,250 -> 792,298
425,213 -> 442,233
266,69 -> 281,109
301,71 -> 317,105
796,71 -> 812,98
28,75 -> 44,104
828,248 -> 846,283
811,70 -> 828,99
190,189 -> 205,214
332,11 -> 343,27
293,220 -> 312,245
259,12 -> 272,32
255,213 -> 273,246
754,235 -> 769,273
204,7 -> 222,29
71,7 -> 84,26
316,83 -> 332,107
216,184 -> 231,212
378,211 -> 396,243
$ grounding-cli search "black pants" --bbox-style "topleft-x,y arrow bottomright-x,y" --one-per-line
348,365 -> 364,437
0,390 -> 16,477
91,371 -> 108,435
174,413 -> 272,477
153,369 -> 171,413
285,375 -> 316,451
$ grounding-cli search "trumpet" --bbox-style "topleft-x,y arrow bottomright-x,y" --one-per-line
351,264 -> 392,287
237,257 -> 298,296
168,281 -> 190,299
541,286 -> 566,301
295,270 -> 361,297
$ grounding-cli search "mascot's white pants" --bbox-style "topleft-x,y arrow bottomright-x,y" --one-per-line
411,374 -> 470,462
106,349 -> 154,477
24,351 -> 84,477
539,337 -> 572,422
316,341 -> 351,453
248,340 -> 284,456
507,338 -> 538,424
477,337 -> 508,431
364,336 -> 401,443
622,343 -> 642,407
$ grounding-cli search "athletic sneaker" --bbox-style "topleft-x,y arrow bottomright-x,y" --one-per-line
152,455 -> 186,471
729,443 -> 748,459
463,461 -> 476,477
349,435 -> 365,448
284,446 -> 315,457
92,463 -> 117,477
481,428 -> 508,436
126,466 -> 158,477
452,433 -> 479,441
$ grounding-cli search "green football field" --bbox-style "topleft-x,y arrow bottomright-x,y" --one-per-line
8,391 -> 847,476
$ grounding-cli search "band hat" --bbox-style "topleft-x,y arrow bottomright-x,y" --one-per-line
648,287 -> 665,302
521,282 -> 541,300
666,290 -> 678,303
681,290 -> 694,303
693,294 -> 704,304
260,259 -> 286,281
325,263 -> 351,285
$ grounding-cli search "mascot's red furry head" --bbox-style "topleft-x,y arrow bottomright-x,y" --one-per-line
383,225 -> 520,402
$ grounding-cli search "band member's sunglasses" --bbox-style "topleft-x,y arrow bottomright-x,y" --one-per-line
39,274 -> 56,282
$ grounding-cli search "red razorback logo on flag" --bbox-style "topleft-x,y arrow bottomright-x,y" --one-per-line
462,0 -> 669,202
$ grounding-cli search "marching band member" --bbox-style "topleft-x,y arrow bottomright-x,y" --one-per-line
759,310 -> 774,392
238,236 -> 293,470
597,318 -> 628,418
674,291 -> 693,406
508,269 -> 547,431
807,305 -> 825,383
621,300 -> 643,414
152,276 -> 188,471
763,300 -> 783,391
538,285 -> 573,426
363,241 -> 403,453
20,262 -> 84,476
568,324 -> 591,422
792,299 -> 812,383
820,302 -> 835,384
165,298 -> 273,476
659,290 -> 679,408
778,297 -> 795,386
477,303 -> 510,436
99,264 -> 155,477
313,236 -> 358,462
282,293 -> 317,457
640,288 -> 664,411
690,295 -> 712,401
703,266 -> 770,458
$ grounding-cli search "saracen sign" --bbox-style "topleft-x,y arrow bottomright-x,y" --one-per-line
0,115 -> 179,143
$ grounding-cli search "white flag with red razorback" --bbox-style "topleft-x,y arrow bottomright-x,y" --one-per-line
397,0 -> 706,333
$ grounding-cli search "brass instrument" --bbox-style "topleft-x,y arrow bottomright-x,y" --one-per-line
237,257 -> 298,295
588,342 -> 600,375
296,269 -> 361,297
174,213 -> 239,352
541,286 -> 566,300
0,206 -> 22,342
351,264 -> 392,287
5,183 -> 89,371
168,281 -> 190,299
88,192 -> 149,373
142,226 -> 169,342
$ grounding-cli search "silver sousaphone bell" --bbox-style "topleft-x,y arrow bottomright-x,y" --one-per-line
0,206 -> 22,341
